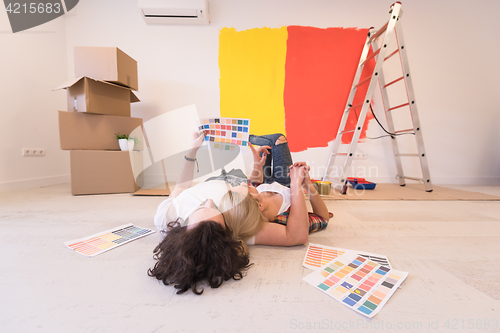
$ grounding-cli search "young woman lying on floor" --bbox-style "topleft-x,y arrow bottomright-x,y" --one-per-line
148,132 -> 332,294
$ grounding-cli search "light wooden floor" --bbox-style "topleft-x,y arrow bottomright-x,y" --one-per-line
1,184 -> 499,332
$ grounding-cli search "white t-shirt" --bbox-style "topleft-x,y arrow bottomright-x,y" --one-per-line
245,182 -> 291,245
256,182 -> 291,214
154,180 -> 231,231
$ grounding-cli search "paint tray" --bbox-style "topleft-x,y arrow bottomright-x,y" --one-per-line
347,177 -> 376,190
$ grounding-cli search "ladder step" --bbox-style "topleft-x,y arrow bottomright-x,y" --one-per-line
383,76 -> 404,88
384,49 -> 400,61
396,153 -> 420,157
400,176 -> 425,182
355,76 -> 372,89
340,129 -> 355,134
361,48 -> 381,66
347,103 -> 363,111
387,102 -> 409,112
368,23 -> 388,43
394,128 -> 414,134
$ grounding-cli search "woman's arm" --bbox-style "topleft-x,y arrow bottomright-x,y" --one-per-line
303,183 -> 330,220
169,131 -> 207,199
300,166 -> 330,221
248,143 -> 270,185
254,165 -> 309,246
289,162 -> 330,220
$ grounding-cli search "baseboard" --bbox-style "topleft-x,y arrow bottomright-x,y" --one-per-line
426,176 -> 500,186
324,176 -> 500,186
0,174 -> 71,192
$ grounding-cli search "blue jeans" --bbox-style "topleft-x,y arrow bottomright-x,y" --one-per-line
205,134 -> 293,188
249,133 -> 292,187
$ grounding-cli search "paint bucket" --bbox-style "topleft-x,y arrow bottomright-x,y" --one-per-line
314,181 -> 331,195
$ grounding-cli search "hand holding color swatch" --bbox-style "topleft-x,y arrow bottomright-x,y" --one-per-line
198,117 -> 250,151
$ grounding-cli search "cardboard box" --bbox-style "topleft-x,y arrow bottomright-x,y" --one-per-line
58,111 -> 143,150
70,150 -> 144,195
55,77 -> 139,117
74,46 -> 139,90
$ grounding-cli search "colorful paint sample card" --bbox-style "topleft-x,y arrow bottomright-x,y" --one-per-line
303,251 -> 408,318
303,243 -> 391,270
303,243 -> 347,270
65,224 -> 155,257
198,118 -> 250,151
357,252 -> 391,269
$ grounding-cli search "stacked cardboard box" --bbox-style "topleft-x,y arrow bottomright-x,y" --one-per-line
56,47 -> 144,195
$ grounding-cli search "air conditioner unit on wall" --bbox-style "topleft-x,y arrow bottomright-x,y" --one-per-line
138,0 -> 209,25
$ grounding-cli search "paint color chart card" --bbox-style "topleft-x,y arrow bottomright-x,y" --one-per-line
303,243 -> 347,270
303,251 -> 408,318
198,117 -> 250,150
302,243 -> 391,270
358,253 -> 392,269
65,224 -> 155,257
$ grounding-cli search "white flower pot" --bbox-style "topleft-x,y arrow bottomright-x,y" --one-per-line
119,139 -> 129,151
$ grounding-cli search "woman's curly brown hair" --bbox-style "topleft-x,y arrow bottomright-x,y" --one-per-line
148,220 -> 252,295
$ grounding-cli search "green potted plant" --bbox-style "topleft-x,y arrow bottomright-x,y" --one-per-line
115,133 -> 139,151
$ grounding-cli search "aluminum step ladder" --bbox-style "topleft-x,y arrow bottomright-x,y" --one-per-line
323,1 -> 433,194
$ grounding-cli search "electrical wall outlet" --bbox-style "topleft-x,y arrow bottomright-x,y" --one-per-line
22,148 -> 46,157
354,153 -> 367,159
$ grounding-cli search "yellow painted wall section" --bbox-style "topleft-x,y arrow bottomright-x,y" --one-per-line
219,27 -> 287,136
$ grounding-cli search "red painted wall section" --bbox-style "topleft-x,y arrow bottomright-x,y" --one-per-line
283,26 -> 375,152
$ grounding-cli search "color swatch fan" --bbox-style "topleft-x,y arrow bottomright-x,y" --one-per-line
65,224 -> 155,257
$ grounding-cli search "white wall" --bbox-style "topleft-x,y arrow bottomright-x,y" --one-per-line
0,7 -> 69,191
1,0 -> 499,191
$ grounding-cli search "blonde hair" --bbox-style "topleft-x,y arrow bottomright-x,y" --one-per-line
219,191 -> 267,240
